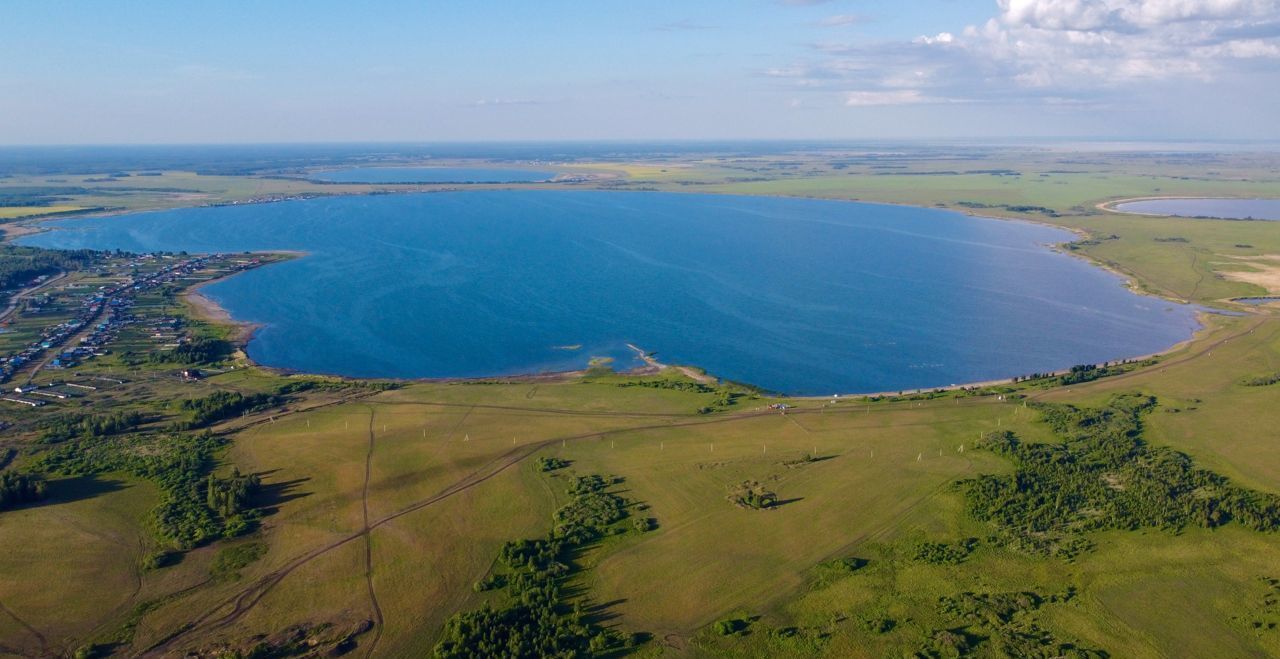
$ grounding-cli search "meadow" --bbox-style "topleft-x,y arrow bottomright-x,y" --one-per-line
7,310 -> 1279,657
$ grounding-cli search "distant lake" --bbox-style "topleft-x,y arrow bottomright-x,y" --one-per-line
1114,198 -> 1280,221
20,192 -> 1200,394
311,167 -> 554,184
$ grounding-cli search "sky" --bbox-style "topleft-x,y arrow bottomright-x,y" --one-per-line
2,0 -> 1278,144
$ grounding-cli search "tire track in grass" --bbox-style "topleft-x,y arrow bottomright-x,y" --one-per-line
140,410 -> 782,655
0,600 -> 49,657
143,332 -> 1259,657
361,407 -> 384,658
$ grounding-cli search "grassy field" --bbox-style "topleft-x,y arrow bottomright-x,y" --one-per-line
7,312 -> 1272,657
0,205 -> 85,219
2,148 -> 1280,656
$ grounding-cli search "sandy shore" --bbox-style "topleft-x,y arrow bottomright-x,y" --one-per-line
179,253 -> 310,345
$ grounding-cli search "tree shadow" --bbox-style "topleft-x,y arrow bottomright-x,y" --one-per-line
42,474 -> 129,507
584,598 -> 628,625
252,471 -> 312,516
771,497 -> 805,508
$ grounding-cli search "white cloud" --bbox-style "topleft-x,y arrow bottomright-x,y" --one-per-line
998,0 -> 1276,30
1196,38 -> 1280,56
844,90 -> 935,106
819,14 -> 865,27
913,32 -> 955,45
767,0 -> 1280,108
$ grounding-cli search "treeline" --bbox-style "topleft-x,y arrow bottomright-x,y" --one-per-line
176,390 -> 282,429
616,379 -> 715,394
206,468 -> 261,537
38,410 -> 145,443
959,394 -> 1280,557
1011,362 -> 1133,386
1242,372 -> 1280,387
0,245 -> 98,291
955,201 -> 1059,217
435,474 -> 647,657
36,431 -> 259,549
1056,363 -> 1120,386
614,377 -> 745,414
274,378 -> 397,395
0,472 -> 47,510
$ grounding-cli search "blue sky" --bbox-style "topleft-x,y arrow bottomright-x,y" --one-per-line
3,0 -> 1278,143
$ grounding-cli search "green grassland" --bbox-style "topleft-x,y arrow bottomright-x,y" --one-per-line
0,206 -> 85,220
1,148 -> 1280,656
9,314 -> 1279,657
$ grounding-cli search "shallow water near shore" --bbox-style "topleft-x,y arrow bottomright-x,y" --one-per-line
21,191 -> 1200,394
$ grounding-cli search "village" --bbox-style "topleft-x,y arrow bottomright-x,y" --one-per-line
0,252 -> 266,408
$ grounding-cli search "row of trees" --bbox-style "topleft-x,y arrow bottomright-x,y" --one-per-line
616,379 -> 715,394
176,390 -> 281,429
1242,372 -> 1280,387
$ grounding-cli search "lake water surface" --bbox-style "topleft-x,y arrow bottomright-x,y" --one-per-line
21,191 -> 1200,394
312,167 -> 554,184
1114,198 -> 1280,221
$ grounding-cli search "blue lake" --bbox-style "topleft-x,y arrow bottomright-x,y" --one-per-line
20,191 -> 1201,394
1114,198 -> 1280,221
311,167 -> 554,184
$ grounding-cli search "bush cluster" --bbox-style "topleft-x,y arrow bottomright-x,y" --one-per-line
960,394 -> 1280,557
435,474 -> 643,658
38,410 -> 144,443
36,431 -> 260,549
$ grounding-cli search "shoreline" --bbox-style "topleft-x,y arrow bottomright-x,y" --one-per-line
183,279 -> 260,345
13,186 -> 1221,398
1096,195 -> 1280,219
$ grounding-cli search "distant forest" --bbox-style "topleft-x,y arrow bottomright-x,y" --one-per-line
0,245 -> 99,292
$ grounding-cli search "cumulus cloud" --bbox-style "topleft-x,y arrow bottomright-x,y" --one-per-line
913,32 -> 955,45
766,0 -> 1280,106
997,0 -> 1276,29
